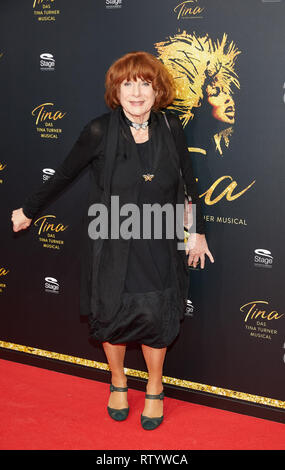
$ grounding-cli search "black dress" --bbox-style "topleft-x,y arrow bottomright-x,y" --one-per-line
89,137 -> 183,348
21,109 -> 206,349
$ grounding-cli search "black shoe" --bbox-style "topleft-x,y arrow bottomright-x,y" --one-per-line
107,384 -> 129,421
141,390 -> 164,430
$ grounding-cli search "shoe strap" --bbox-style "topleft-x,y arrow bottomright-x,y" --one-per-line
145,391 -> 164,400
110,384 -> 128,392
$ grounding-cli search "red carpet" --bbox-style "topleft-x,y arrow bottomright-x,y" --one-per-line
0,358 -> 284,450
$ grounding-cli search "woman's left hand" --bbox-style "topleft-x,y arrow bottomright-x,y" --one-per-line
185,233 -> 214,269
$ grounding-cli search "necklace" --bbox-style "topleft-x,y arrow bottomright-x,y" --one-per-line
136,140 -> 155,182
122,113 -> 150,130
120,108 -> 155,182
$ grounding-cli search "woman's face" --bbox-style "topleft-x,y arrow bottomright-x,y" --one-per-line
117,77 -> 157,121
206,82 -> 235,124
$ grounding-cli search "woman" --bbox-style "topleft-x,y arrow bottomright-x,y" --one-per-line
11,51 -> 214,431
182,77 -> 236,157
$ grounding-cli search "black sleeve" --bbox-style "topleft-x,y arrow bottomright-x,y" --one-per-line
167,112 -> 206,235
22,118 -> 105,219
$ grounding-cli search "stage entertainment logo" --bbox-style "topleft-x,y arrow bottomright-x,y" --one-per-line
105,0 -> 122,9
0,266 -> 9,294
33,214 -> 68,250
185,299 -> 194,317
31,102 -> 66,139
253,248 -> 273,268
240,300 -> 284,341
40,53 -> 55,71
45,276 -> 59,294
174,0 -> 205,20
33,0 -> 60,22
43,168 -> 55,182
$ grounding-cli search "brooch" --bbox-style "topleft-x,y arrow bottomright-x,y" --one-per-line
142,174 -> 155,182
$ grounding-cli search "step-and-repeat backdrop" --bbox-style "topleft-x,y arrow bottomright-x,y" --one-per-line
0,1 -> 284,417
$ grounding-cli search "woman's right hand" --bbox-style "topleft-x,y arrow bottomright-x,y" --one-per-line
11,208 -> 32,232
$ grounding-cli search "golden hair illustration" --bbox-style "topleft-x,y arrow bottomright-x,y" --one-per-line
154,31 -> 241,154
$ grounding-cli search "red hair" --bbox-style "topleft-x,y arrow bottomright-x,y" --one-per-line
104,51 -> 176,111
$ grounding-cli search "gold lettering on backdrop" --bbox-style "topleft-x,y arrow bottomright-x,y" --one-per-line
189,147 -> 207,155
216,217 -> 247,225
34,215 -> 68,235
0,163 -> 6,171
174,1 -> 204,19
0,267 -> 9,276
31,103 -> 66,126
240,301 -> 284,323
199,175 -> 256,206
33,0 -> 55,8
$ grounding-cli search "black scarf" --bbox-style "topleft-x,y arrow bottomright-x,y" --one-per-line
103,105 -> 182,202
94,105 -> 185,258
90,105 -> 188,320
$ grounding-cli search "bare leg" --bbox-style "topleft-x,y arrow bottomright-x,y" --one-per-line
141,344 -> 167,418
102,341 -> 128,409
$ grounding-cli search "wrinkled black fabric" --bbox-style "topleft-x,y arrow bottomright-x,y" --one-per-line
89,286 -> 183,348
21,106 -> 206,348
90,138 -> 178,347
124,139 -> 174,294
